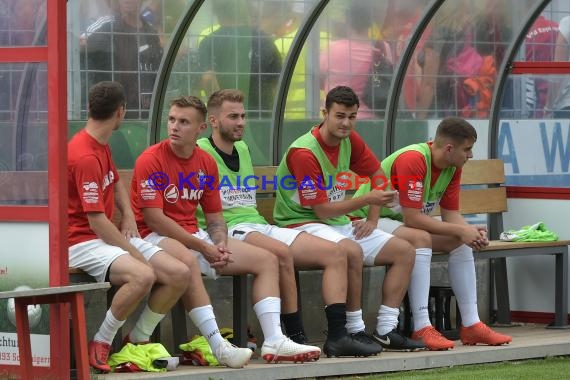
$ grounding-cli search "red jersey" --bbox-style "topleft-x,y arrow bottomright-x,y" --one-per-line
68,129 -> 119,246
131,140 -> 222,237
287,126 -> 380,207
391,143 -> 461,211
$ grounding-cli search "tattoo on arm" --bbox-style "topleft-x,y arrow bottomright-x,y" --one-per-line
207,219 -> 228,245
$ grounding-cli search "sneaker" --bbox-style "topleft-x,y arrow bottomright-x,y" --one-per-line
215,340 -> 253,368
372,329 -> 426,351
88,340 -> 111,373
261,336 -> 321,363
288,331 -> 308,344
460,322 -> 512,346
411,326 -> 455,350
323,331 -> 383,358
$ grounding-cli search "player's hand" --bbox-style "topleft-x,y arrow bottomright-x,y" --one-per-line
366,190 -> 397,206
471,225 -> 489,251
203,242 -> 233,269
120,216 -> 141,239
461,225 -> 486,251
352,219 -> 376,239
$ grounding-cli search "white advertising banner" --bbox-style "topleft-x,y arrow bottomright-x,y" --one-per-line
0,223 -> 50,367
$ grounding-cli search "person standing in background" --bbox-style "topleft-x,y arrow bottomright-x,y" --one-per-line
524,15 -> 559,118
81,0 -> 163,119
547,15 -> 570,118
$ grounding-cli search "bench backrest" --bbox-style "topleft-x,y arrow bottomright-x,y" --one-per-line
433,158 -> 507,216
1,159 -> 506,229
252,159 -> 507,223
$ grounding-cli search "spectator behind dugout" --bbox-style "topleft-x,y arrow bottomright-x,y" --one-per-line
320,4 -> 381,119
197,0 -> 281,119
524,15 -> 559,118
258,1 -> 306,119
546,16 -> 570,118
81,0 -> 163,119
414,1 -> 501,119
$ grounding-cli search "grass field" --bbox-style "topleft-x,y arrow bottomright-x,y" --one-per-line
343,356 -> 570,379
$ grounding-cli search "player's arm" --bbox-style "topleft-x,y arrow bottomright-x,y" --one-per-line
204,211 -> 228,246
142,204 -> 210,250
441,208 -> 488,250
87,212 -> 147,263
312,191 -> 395,220
352,167 -> 395,239
402,206 -> 477,241
114,177 -> 140,238
289,149 -> 395,220
75,156 -> 147,263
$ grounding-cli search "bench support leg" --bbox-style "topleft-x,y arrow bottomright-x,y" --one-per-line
547,249 -> 569,329
233,275 -> 248,347
70,293 -> 90,379
14,301 -> 33,380
14,293 -> 92,380
171,301 -> 188,350
492,258 -> 512,325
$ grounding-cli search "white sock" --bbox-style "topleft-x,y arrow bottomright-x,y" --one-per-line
129,304 -> 165,343
408,248 -> 433,331
253,297 -> 284,344
189,305 -> 225,353
94,309 -> 125,344
448,244 -> 480,327
376,305 -> 400,335
345,309 -> 366,334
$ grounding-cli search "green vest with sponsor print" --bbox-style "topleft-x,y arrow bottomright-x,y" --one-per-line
273,128 -> 351,227
350,143 -> 456,220
197,138 -> 266,228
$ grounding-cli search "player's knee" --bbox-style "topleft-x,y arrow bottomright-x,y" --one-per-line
168,265 -> 191,290
259,249 -> 279,273
411,229 -> 431,248
329,243 -> 346,263
398,239 -> 416,267
133,265 -> 156,292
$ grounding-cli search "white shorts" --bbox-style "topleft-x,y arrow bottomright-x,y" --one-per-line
229,222 -> 301,246
68,237 -> 162,283
377,218 -> 404,234
144,229 -> 218,279
292,223 -> 393,266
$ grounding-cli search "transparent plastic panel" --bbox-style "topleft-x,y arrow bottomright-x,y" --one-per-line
165,0 -> 301,165
279,0 -> 435,160
68,0 -> 187,121
499,3 -> 570,187
0,0 -> 47,47
392,0 -> 540,156
0,63 -> 48,205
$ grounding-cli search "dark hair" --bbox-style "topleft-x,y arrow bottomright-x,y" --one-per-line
435,117 -> 477,145
88,81 -> 125,120
325,86 -> 360,111
349,4 -> 372,33
207,89 -> 245,113
170,96 -> 208,121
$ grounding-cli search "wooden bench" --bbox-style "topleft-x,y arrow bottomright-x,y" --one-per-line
3,158 -> 567,358
0,283 -> 110,380
256,159 -> 569,329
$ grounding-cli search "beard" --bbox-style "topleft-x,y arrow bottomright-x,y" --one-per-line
219,125 -> 243,142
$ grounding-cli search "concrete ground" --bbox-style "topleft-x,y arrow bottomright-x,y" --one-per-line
94,324 -> 570,379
